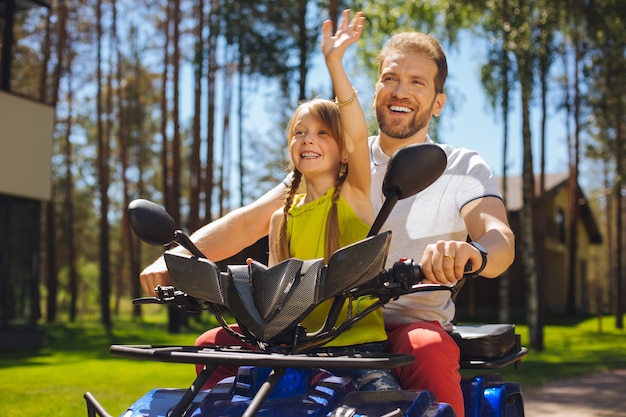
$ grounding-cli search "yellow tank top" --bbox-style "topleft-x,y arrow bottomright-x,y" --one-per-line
287,189 -> 386,347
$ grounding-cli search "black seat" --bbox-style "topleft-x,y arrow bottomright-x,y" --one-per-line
450,324 -> 527,369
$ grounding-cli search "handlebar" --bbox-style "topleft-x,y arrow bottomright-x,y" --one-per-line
133,255 -> 461,352
133,286 -> 211,313
134,257 -> 453,311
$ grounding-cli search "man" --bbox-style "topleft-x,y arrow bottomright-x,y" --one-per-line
140,31 -> 515,417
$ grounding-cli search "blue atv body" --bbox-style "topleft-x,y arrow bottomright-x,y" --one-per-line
117,374 -> 521,417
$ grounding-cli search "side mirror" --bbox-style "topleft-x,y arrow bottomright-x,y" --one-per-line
368,143 -> 447,236
128,199 -> 206,258
128,199 -> 176,246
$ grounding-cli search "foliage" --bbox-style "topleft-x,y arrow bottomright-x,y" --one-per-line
352,0 -> 477,82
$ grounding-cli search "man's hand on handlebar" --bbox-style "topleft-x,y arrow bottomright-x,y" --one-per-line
419,240 -> 484,286
140,256 -> 172,296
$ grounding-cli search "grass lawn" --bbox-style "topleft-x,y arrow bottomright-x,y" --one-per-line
0,311 -> 214,417
1,313 -> 625,416
460,314 -> 626,389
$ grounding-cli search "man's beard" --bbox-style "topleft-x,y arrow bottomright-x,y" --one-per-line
376,97 -> 436,140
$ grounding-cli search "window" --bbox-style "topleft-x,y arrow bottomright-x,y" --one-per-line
556,208 -> 566,243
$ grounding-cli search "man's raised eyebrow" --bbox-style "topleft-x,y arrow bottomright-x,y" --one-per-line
410,73 -> 430,83
379,68 -> 397,79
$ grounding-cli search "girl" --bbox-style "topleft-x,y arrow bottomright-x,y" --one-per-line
267,10 -> 399,392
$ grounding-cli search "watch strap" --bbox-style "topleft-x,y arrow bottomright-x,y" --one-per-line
468,241 -> 488,276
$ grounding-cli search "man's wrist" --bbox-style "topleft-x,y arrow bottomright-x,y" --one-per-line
469,241 -> 488,275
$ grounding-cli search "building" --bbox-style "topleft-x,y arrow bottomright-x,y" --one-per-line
455,172 -> 604,319
0,0 -> 53,350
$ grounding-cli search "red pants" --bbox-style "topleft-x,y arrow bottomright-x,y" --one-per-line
194,321 -> 464,417
194,324 -> 254,387
385,321 -> 463,417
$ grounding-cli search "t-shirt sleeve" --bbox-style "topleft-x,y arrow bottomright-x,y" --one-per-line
448,148 -> 502,210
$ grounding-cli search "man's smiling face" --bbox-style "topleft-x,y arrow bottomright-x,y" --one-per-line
374,51 -> 446,151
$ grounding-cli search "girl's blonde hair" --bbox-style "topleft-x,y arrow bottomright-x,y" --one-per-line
275,99 -> 348,263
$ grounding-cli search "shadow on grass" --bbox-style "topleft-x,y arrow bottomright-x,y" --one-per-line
0,316 -> 220,369
472,354 -> 626,390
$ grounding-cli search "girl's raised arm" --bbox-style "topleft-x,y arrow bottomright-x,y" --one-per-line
321,10 -> 370,201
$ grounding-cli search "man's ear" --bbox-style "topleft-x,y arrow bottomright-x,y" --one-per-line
432,93 -> 447,117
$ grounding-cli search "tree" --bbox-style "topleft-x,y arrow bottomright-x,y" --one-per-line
204,0 -> 219,225
511,0 -> 543,350
120,26 -> 164,317
96,0 -> 112,328
478,0 -> 517,323
187,0 -> 204,232
476,0 -> 575,350
581,0 -> 626,328
40,1 -> 60,323
565,25 -> 582,316
112,0 -> 129,317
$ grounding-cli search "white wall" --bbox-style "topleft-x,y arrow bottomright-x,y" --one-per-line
0,91 -> 54,201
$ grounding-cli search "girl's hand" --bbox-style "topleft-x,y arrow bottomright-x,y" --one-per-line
321,9 -> 365,64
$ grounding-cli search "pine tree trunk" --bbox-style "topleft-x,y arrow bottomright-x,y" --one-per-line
96,0 -> 111,328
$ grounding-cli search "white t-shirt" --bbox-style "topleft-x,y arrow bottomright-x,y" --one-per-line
369,136 -> 502,327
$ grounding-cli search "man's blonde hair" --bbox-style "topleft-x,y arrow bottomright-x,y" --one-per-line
377,32 -> 448,94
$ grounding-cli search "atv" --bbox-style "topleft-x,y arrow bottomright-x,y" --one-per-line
85,143 -> 527,417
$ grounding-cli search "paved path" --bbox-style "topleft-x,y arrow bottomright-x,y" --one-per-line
522,368 -> 626,416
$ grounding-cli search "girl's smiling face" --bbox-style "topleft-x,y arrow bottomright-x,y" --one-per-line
289,107 -> 344,182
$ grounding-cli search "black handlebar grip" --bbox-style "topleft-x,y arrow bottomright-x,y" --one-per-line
391,259 -> 423,289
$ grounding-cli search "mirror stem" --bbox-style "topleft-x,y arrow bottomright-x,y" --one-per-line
173,230 -> 207,258
367,192 -> 399,237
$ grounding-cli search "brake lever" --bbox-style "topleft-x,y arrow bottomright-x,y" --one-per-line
132,286 -> 208,313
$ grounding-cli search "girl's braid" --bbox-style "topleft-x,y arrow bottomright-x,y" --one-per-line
276,169 -> 302,262
324,163 -> 348,262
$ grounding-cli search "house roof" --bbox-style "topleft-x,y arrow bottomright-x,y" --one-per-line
496,172 -> 569,211
496,172 -> 603,244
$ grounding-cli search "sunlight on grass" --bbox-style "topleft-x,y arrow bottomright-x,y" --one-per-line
461,315 -> 626,389
0,314 -> 218,417
1,356 -> 195,417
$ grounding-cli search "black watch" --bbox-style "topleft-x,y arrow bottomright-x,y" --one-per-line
468,241 -> 488,275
